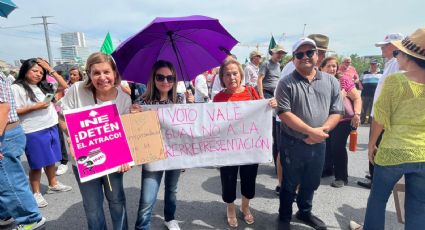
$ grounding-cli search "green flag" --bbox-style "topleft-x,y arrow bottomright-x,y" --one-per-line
268,35 -> 276,55
100,32 -> 114,54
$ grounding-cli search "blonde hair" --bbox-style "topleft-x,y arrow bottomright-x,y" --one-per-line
84,52 -> 121,91
218,59 -> 244,88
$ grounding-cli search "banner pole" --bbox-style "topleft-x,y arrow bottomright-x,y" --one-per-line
107,174 -> 113,192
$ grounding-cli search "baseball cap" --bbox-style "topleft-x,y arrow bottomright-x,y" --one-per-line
292,37 -> 317,53
375,33 -> 405,47
270,44 -> 287,54
370,59 -> 378,64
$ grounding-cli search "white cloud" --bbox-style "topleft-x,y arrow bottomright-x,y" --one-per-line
1,0 -> 423,65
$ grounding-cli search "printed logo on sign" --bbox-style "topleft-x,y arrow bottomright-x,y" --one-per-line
77,147 -> 107,175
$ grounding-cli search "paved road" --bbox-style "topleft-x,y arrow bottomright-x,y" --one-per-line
2,125 -> 403,230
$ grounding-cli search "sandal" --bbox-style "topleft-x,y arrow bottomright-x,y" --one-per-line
227,206 -> 238,228
240,208 -> 255,225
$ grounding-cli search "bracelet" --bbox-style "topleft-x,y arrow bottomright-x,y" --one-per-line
354,113 -> 361,116
49,70 -> 56,75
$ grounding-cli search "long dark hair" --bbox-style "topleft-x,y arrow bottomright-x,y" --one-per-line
14,58 -> 54,102
141,60 -> 177,103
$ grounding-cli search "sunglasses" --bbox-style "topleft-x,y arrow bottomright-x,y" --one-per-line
294,49 -> 316,60
155,74 -> 176,83
392,50 -> 400,58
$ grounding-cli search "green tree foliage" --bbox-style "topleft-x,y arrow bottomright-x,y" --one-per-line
335,54 -> 384,74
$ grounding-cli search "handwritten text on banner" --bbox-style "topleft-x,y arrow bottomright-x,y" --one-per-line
142,100 -> 273,171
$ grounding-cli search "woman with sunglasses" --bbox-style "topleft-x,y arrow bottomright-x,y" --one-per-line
11,58 -> 72,208
319,57 -> 362,188
214,58 -> 276,228
134,60 -> 193,230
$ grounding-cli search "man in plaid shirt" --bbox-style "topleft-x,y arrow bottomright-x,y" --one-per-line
0,72 -> 45,229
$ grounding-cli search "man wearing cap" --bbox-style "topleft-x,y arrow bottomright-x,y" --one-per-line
258,44 -> 286,98
275,38 -> 343,230
280,34 -> 330,78
356,33 -> 404,189
360,59 -> 382,124
0,72 -> 46,229
244,50 -> 262,88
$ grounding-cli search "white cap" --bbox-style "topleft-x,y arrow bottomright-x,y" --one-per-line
292,38 -> 317,53
375,33 -> 405,47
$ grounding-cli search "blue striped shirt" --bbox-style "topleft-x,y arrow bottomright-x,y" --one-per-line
0,72 -> 19,123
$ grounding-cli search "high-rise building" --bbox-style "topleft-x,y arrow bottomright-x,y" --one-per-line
59,32 -> 90,64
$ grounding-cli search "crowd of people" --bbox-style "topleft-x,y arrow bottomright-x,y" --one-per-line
0,27 -> 424,230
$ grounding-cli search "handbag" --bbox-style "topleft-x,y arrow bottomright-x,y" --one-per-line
343,96 -> 355,120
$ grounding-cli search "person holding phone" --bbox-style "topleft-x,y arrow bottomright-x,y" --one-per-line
11,58 -> 72,208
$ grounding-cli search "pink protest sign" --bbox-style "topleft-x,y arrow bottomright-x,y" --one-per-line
64,102 -> 134,182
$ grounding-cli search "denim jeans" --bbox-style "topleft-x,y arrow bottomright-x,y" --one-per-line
278,132 -> 326,221
135,169 -> 181,230
73,166 -> 128,230
0,126 -> 42,225
364,162 -> 425,230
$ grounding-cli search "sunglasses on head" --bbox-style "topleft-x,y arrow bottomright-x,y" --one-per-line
155,74 -> 176,83
294,49 -> 316,60
392,50 -> 400,58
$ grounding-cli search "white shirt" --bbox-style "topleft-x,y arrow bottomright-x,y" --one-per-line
7,74 -> 15,83
12,84 -> 58,133
60,81 -> 131,115
280,61 -> 296,79
176,81 -> 187,94
194,74 -> 209,103
211,74 -> 224,100
371,58 -> 400,116
244,62 -> 260,86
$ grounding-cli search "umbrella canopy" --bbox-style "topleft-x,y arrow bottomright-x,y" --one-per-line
0,0 -> 17,18
112,15 -> 238,84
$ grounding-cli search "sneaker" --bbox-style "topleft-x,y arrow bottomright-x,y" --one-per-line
13,217 -> 46,230
33,193 -> 48,208
275,186 -> 280,195
0,217 -> 14,226
331,180 -> 347,188
349,220 -> 363,230
296,211 -> 327,230
164,220 -> 180,230
56,164 -> 68,176
46,182 -> 72,194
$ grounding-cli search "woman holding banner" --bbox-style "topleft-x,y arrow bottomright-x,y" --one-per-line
213,58 -> 277,228
60,52 -> 132,230
11,58 -> 72,208
133,60 -> 193,230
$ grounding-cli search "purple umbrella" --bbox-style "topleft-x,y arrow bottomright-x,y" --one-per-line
112,15 -> 238,84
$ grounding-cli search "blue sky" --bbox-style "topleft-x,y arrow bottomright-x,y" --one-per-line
0,0 -> 423,65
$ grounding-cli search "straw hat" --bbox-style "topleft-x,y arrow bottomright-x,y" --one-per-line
249,50 -> 263,59
391,28 -> 425,61
307,34 -> 329,51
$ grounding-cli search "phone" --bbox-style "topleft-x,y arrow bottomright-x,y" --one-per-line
43,93 -> 54,103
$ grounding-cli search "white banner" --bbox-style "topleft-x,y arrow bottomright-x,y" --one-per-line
141,100 -> 273,171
